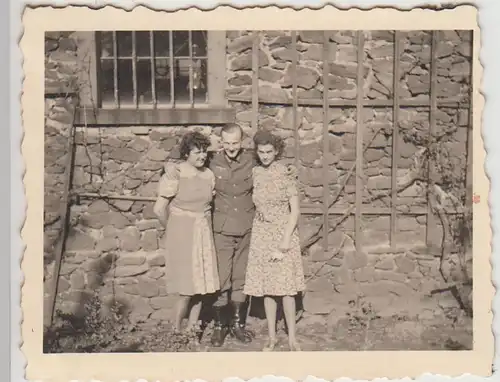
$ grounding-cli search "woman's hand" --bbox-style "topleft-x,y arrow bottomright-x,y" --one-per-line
153,198 -> 168,226
270,251 -> 285,262
286,164 -> 298,178
153,200 -> 164,218
279,236 -> 292,253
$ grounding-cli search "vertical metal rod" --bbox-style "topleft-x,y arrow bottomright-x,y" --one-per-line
426,31 -> 438,246
390,31 -> 401,249
291,30 -> 301,242
251,32 -> 259,132
355,31 -> 365,254
112,31 -> 119,107
169,31 -> 175,106
322,31 -> 330,253
291,31 -> 299,172
149,31 -> 157,108
45,105 -> 77,327
464,30 -> 474,251
131,31 -> 138,108
188,31 -> 194,107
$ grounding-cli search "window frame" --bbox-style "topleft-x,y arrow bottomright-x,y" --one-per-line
72,30 -> 235,126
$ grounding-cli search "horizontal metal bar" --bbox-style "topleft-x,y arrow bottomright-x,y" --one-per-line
227,95 -> 468,108
45,84 -> 78,96
301,204 -> 464,215
101,56 -> 209,60
75,193 -> 154,202
73,192 -> 465,216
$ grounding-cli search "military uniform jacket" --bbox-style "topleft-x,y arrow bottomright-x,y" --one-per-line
209,149 -> 256,236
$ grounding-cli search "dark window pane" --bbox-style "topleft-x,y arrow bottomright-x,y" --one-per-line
137,59 -> 153,106
99,59 -> 115,106
116,31 -> 133,57
193,58 -> 208,103
99,31 -> 114,58
136,31 -> 152,57
173,31 -> 189,57
117,59 -> 134,106
155,58 -> 171,104
192,31 -> 207,57
174,58 -> 190,103
154,31 -> 171,57
173,58 -> 208,104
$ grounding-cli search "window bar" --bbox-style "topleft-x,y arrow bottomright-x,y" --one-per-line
132,31 -> 138,108
291,30 -> 301,241
188,31 -> 194,107
226,94 -> 467,108
112,31 -> 119,108
291,31 -> 299,173
390,31 -> 401,250
426,31 -> 438,246
322,31 -> 330,254
149,31 -> 157,108
100,55 -> 208,60
251,32 -> 259,132
464,30 -> 474,252
169,31 -> 175,107
355,31 -> 365,255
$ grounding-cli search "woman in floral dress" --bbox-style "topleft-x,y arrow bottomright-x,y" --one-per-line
243,130 -> 306,351
153,131 -> 220,333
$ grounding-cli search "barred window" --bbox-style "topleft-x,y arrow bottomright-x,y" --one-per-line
97,31 -> 209,108
71,30 -> 232,125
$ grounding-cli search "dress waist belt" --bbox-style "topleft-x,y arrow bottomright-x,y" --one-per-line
170,205 -> 210,218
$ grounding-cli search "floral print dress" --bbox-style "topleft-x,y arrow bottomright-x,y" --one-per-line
243,162 -> 306,297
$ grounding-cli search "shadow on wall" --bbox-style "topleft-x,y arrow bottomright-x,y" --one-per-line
55,249 -> 132,319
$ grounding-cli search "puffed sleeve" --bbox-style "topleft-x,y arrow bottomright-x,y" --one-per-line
157,162 -> 180,198
284,164 -> 299,198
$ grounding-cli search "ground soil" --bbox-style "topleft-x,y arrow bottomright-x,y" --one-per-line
129,308 -> 472,353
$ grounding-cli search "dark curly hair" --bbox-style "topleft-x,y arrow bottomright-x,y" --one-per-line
179,131 -> 211,160
253,129 -> 285,164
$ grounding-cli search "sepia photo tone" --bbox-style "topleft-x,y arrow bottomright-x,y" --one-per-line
21,5 -> 492,381
43,28 -> 474,353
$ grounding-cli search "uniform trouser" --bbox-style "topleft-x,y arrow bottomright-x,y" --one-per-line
213,230 -> 251,307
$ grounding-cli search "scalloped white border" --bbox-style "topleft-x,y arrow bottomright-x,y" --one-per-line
13,1 -> 498,382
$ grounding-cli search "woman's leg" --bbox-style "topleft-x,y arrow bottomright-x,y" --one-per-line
282,295 -> 300,351
174,295 -> 191,332
186,295 -> 202,331
263,296 -> 278,350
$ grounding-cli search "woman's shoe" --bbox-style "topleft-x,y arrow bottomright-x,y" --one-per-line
288,340 -> 301,351
262,338 -> 278,352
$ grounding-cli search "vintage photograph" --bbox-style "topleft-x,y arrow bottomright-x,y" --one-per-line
20,4 -> 492,382
42,27 -> 474,353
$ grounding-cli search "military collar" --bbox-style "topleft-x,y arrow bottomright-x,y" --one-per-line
223,148 -> 244,164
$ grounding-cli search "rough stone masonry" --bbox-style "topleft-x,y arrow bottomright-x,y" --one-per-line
44,30 -> 472,327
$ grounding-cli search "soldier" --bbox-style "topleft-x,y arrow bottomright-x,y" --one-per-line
209,123 -> 256,346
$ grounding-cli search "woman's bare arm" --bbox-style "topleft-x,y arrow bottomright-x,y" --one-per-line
154,196 -> 172,227
281,193 -> 300,247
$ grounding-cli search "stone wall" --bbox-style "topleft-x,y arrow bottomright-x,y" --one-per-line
44,30 -> 472,326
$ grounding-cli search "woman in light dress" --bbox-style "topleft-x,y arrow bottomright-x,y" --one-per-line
153,131 -> 220,334
243,130 -> 306,351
